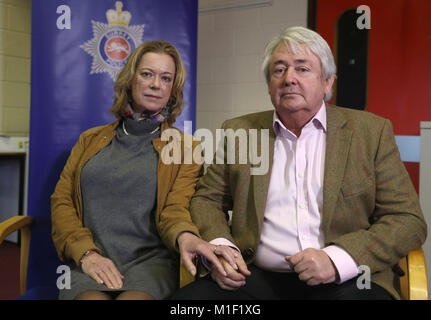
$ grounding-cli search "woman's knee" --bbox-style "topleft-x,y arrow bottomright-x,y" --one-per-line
116,290 -> 154,300
75,290 -> 112,300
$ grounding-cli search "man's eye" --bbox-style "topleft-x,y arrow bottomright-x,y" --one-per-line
274,67 -> 286,74
297,67 -> 308,73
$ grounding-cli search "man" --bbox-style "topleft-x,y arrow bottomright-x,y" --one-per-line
174,26 -> 426,300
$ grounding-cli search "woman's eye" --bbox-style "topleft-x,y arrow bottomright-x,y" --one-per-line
142,72 -> 152,78
162,76 -> 172,83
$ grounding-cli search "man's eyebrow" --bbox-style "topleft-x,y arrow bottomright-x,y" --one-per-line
293,59 -> 311,64
272,60 -> 287,66
272,58 -> 312,66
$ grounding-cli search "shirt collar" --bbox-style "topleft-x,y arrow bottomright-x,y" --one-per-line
273,101 -> 327,136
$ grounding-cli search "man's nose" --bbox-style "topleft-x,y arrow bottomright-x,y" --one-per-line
283,67 -> 297,85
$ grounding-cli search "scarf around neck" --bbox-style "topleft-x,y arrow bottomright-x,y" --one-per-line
121,104 -> 170,124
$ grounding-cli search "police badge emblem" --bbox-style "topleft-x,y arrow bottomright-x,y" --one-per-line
81,1 -> 145,80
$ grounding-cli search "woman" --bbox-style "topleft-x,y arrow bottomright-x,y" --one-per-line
51,41 -> 236,300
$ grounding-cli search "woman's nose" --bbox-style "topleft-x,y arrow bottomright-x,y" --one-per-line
151,75 -> 160,88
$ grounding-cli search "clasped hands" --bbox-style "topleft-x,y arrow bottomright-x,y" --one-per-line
177,232 -> 251,290
178,233 -> 338,291
210,248 -> 338,290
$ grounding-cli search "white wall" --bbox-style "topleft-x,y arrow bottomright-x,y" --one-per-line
196,0 -> 307,134
0,0 -> 31,136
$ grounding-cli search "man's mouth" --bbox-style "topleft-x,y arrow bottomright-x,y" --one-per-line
281,92 -> 300,97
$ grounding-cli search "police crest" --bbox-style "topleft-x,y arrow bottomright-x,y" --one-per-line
81,1 -> 145,80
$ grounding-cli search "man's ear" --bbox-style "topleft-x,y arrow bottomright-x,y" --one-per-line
324,76 -> 335,95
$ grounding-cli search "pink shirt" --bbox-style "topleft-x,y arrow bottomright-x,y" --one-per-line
211,103 -> 358,283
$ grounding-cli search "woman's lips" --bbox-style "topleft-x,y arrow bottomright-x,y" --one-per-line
144,94 -> 162,99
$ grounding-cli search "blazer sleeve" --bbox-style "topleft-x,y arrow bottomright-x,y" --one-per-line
157,139 -> 204,252
330,119 -> 427,273
189,121 -> 236,244
51,133 -> 100,266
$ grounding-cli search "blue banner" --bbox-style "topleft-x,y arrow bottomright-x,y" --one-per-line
28,0 -> 197,290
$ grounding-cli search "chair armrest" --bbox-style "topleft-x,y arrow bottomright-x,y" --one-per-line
0,215 -> 33,294
0,216 -> 32,244
408,248 -> 428,300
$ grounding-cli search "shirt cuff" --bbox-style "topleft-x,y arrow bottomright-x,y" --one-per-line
200,238 -> 240,271
323,245 -> 359,284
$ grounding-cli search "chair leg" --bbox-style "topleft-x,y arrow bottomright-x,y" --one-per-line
20,225 -> 31,295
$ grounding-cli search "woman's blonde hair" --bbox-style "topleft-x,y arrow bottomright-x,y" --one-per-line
110,40 -> 186,125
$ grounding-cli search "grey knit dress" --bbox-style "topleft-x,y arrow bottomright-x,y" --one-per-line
59,118 -> 178,300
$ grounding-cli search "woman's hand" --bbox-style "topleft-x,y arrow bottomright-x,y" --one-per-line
80,251 -> 124,289
210,255 -> 250,291
177,232 -> 238,277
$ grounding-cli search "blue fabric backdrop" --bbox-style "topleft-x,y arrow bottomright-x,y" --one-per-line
27,0 -> 197,291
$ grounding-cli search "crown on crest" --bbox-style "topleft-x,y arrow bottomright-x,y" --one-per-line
106,2 -> 131,26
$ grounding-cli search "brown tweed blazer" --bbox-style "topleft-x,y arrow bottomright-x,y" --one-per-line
190,104 -> 427,299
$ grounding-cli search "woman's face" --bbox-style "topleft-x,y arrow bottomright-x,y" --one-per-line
130,52 -> 176,114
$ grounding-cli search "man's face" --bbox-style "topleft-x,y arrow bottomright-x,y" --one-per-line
268,43 -> 334,117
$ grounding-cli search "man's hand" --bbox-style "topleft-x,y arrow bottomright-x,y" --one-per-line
177,232 -> 239,277
210,255 -> 251,291
80,252 -> 124,289
285,248 -> 339,286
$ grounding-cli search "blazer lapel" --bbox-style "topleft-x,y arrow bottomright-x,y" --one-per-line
253,111 -> 276,231
322,105 -> 352,239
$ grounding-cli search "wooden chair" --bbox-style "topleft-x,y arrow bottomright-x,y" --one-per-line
399,247 -> 428,299
0,216 -> 32,295
1,215 -> 428,299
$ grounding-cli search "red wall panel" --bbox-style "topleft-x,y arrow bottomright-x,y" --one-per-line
315,0 -> 431,193
316,0 -> 431,135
